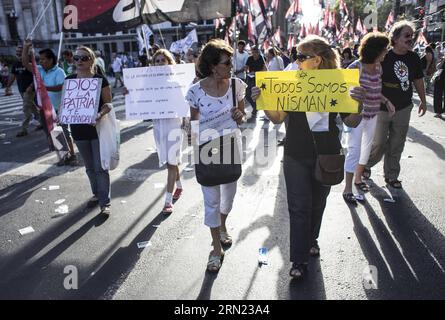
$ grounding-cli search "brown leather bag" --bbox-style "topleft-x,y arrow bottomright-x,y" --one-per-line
315,154 -> 345,186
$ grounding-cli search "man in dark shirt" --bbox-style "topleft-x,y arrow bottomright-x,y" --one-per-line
6,45 -> 41,137
365,21 -> 427,188
245,45 -> 266,117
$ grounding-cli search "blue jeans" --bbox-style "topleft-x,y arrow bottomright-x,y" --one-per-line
283,155 -> 331,264
75,139 -> 110,207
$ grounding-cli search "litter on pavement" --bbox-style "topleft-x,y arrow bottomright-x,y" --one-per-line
48,185 -> 60,191
55,205 -> 69,214
258,247 -> 269,265
137,241 -> 152,248
383,198 -> 396,203
18,226 -> 35,236
54,199 -> 66,205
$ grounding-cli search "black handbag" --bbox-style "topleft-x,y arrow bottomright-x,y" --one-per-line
311,131 -> 345,186
194,78 -> 242,187
195,133 -> 242,186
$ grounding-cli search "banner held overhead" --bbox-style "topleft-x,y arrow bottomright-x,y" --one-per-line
63,0 -> 233,33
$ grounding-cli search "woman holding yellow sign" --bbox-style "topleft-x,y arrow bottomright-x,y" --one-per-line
252,35 -> 365,280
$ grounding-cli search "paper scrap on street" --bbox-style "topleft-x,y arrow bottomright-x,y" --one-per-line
48,185 -> 60,191
137,241 -> 152,248
19,226 -> 35,236
35,200 -> 44,204
54,199 -> 66,205
3,141 -> 11,144
383,198 -> 396,203
152,225 -> 161,228
258,247 -> 269,265
120,200 -> 127,204
183,166 -> 194,172
55,205 -> 69,214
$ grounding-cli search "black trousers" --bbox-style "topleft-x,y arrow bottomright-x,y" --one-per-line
283,155 -> 331,264
433,72 -> 445,114
245,76 -> 257,115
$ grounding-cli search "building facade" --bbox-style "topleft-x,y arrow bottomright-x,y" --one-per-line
0,0 -> 216,66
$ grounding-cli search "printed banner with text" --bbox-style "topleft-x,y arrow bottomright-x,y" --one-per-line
255,69 -> 360,113
124,63 -> 195,120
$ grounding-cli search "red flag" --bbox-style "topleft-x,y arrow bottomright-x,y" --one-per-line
299,24 -> 307,38
324,6 -> 330,28
285,0 -> 300,19
31,55 -> 55,134
356,18 -> 364,35
314,22 -> 320,36
271,0 -> 279,11
247,12 -> 256,43
287,35 -> 295,50
273,26 -> 283,48
340,0 -> 349,16
385,10 -> 394,31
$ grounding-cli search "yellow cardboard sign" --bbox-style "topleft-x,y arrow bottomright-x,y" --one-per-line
255,69 -> 360,113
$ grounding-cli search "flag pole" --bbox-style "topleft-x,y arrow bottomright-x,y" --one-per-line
28,0 -> 53,39
57,32 -> 64,61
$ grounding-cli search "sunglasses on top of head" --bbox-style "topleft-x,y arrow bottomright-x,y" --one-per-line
73,55 -> 91,62
295,53 -> 316,62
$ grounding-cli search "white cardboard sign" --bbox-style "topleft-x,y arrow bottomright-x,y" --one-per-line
124,64 -> 195,120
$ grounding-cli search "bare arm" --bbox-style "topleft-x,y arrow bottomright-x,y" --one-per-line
96,85 -> 113,121
251,86 -> 287,124
21,40 -> 33,72
413,78 -> 427,116
46,84 -> 63,92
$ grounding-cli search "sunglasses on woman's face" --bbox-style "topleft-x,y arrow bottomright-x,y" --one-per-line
295,53 -> 315,62
73,55 -> 91,62
218,59 -> 232,66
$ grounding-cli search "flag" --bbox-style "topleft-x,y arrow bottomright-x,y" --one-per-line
63,0 -> 232,33
247,12 -> 255,43
31,55 -> 55,134
31,54 -> 58,151
249,0 -> 271,45
385,10 -> 394,31
270,0 -> 279,11
170,29 -> 198,54
285,0 -> 300,19
339,0 -> 349,17
287,34 -> 295,50
299,24 -> 306,39
136,24 -> 153,55
272,26 -> 282,48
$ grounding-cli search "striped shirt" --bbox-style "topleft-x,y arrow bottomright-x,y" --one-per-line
348,60 -> 382,119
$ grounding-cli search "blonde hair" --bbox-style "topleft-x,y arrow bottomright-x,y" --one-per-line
152,49 -> 176,65
297,35 -> 340,69
75,46 -> 97,74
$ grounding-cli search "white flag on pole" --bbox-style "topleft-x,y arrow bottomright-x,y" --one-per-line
169,29 -> 198,54
136,24 -> 153,55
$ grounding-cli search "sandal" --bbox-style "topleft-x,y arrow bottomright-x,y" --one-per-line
220,231 -> 233,245
343,193 -> 357,205
207,251 -> 225,273
354,182 -> 370,192
363,167 -> 371,179
385,178 -> 402,189
289,263 -> 308,280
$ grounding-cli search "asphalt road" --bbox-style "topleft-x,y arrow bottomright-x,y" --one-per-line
0,83 -> 444,300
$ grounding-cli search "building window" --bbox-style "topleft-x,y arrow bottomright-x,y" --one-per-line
111,42 -> 117,53
124,42 -> 131,53
131,41 -> 139,53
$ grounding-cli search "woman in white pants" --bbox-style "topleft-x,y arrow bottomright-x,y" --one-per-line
186,39 -> 246,272
343,33 -> 395,204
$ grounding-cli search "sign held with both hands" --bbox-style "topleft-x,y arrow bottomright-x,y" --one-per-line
256,69 -> 360,113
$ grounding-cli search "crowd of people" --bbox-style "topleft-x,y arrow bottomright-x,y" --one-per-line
1,18 -> 443,278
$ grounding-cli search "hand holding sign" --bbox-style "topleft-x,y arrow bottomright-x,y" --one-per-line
255,69 -> 360,113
